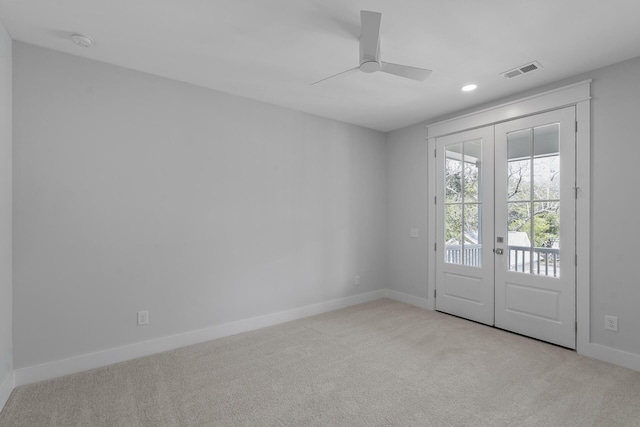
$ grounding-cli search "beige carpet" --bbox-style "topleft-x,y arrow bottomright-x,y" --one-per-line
2,299 -> 640,426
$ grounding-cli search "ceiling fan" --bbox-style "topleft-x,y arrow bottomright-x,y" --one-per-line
312,10 -> 432,86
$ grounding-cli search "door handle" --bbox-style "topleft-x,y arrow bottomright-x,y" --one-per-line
495,248 -> 504,255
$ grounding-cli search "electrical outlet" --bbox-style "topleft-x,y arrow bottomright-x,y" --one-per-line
137,310 -> 149,326
355,275 -> 361,286
605,315 -> 618,332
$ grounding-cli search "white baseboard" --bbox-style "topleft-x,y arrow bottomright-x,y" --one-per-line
14,289 -> 387,386
11,288 -> 639,388
0,371 -> 14,413
385,289 -> 430,310
579,342 -> 640,373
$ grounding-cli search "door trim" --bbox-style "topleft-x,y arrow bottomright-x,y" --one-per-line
426,80 -> 590,354
427,80 -> 591,138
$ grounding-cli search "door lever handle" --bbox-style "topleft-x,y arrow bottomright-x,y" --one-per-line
495,248 -> 504,255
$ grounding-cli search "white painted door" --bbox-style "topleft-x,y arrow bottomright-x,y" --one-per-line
435,126 -> 495,325
494,107 -> 576,348
435,107 -> 576,348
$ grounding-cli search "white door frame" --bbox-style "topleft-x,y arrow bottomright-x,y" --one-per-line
426,80 -> 591,354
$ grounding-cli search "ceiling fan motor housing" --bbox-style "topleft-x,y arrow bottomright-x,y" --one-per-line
360,60 -> 381,73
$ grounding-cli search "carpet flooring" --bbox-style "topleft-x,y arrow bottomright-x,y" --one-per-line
1,298 -> 640,426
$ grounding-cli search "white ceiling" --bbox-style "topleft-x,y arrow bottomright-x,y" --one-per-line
1,0 -> 640,132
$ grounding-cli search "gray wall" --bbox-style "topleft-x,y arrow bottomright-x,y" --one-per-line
386,122 -> 428,299
0,23 -> 12,387
387,55 -> 640,358
588,56 -> 640,354
12,43 -> 387,368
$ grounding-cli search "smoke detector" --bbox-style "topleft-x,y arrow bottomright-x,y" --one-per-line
500,61 -> 542,79
70,34 -> 94,48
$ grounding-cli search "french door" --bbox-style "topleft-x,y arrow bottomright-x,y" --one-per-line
435,107 -> 576,349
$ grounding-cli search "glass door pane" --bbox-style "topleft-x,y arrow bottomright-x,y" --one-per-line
444,139 -> 483,267
505,124 -> 561,277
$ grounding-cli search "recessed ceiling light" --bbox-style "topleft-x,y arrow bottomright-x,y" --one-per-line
461,84 -> 477,92
70,34 -> 94,48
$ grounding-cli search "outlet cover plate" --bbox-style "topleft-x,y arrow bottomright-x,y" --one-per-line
137,310 -> 149,326
605,315 -> 618,332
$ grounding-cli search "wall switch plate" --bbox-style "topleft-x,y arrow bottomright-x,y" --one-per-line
410,228 -> 419,238
137,310 -> 149,326
355,275 -> 361,285
605,315 -> 618,331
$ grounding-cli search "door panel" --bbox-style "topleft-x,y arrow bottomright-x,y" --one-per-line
494,107 -> 576,348
436,126 -> 495,325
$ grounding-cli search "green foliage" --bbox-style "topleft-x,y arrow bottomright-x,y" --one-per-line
527,210 -> 559,248
445,152 -> 560,248
444,157 -> 479,243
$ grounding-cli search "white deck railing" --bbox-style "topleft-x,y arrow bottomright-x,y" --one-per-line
445,244 -> 560,277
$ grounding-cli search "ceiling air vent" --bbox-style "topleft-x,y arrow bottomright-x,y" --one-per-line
500,61 -> 543,79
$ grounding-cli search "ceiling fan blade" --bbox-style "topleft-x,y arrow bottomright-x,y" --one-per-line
311,67 -> 359,86
360,10 -> 381,61
380,62 -> 432,81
